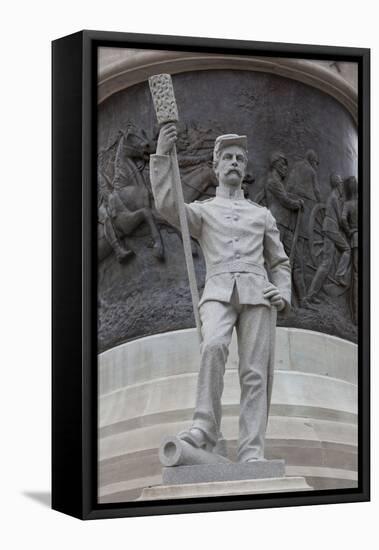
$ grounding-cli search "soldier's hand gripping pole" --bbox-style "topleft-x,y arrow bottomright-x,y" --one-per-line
149,74 -> 202,343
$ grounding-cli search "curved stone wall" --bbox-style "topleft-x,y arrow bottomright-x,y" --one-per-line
98,68 -> 358,351
98,327 -> 357,503
98,49 -> 357,121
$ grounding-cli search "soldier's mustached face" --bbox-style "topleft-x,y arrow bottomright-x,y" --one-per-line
215,145 -> 247,187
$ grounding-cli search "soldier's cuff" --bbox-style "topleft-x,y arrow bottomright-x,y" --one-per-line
151,153 -> 171,162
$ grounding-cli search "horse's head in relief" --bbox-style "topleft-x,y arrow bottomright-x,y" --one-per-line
121,123 -> 155,161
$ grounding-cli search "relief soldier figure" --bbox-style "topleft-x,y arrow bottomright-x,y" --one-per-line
342,176 -> 358,324
150,124 -> 291,462
98,166 -> 133,263
264,151 -> 304,306
304,173 -> 351,305
286,150 -> 321,306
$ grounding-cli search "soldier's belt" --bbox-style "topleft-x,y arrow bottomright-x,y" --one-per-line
206,261 -> 267,281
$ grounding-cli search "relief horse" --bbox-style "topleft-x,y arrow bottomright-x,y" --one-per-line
98,123 -> 164,263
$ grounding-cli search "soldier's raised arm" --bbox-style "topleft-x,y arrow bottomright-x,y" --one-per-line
150,123 -> 203,239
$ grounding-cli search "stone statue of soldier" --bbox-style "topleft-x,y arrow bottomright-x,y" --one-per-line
150,124 -> 291,462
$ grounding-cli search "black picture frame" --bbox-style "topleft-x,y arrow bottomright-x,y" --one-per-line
52,30 -> 370,520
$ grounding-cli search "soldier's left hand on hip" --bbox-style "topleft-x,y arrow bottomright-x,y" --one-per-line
263,284 -> 285,311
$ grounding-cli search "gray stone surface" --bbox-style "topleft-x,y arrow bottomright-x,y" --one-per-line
98,327 -> 358,395
98,327 -> 357,503
138,475 -> 312,501
97,327 -> 357,503
162,460 -> 285,485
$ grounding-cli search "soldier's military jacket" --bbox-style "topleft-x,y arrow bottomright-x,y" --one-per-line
322,188 -> 348,246
286,159 -> 321,238
150,154 -> 291,312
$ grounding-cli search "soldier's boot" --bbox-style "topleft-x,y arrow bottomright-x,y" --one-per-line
177,427 -> 214,453
214,434 -> 228,458
111,240 -> 134,263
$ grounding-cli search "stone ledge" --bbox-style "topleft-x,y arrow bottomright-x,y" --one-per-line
138,476 -> 313,500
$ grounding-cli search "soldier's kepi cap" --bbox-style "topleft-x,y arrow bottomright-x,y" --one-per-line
213,134 -> 248,163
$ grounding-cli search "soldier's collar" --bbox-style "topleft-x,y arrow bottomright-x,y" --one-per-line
216,186 -> 245,200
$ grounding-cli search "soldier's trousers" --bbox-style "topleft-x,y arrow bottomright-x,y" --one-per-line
192,287 -> 271,462
279,226 -> 306,302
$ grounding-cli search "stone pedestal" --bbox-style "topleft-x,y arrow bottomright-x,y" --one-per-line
162,459 -> 285,485
138,476 -> 312,501
138,459 -> 312,501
